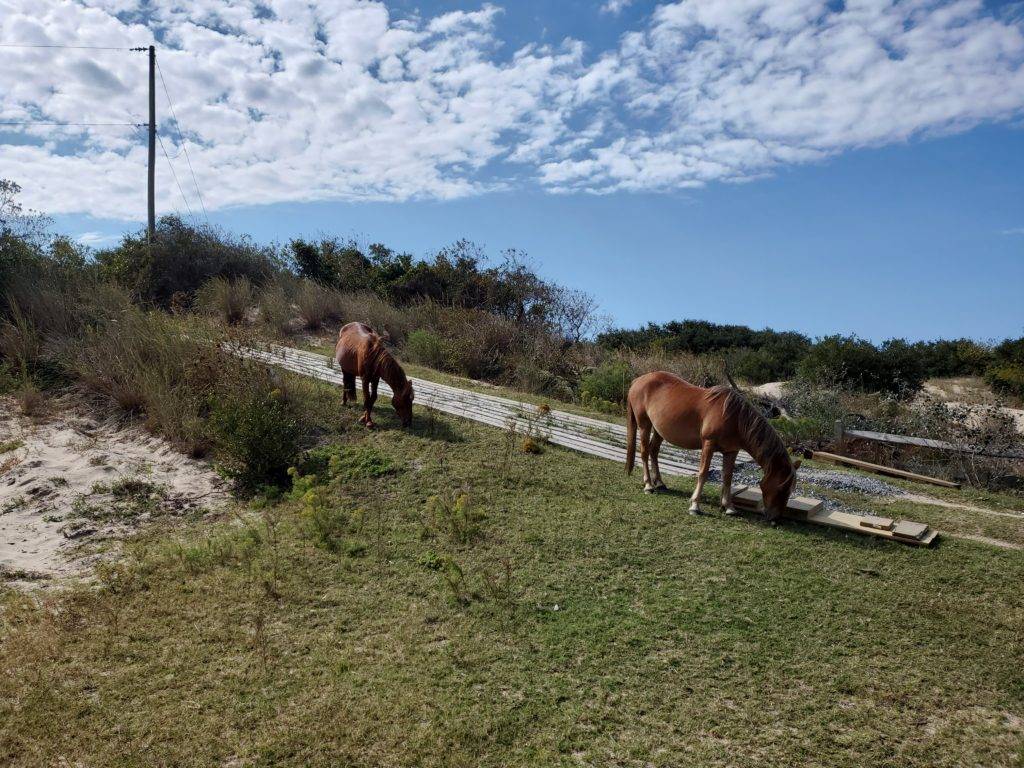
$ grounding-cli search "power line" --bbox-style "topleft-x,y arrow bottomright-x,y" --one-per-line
0,121 -> 144,127
156,60 -> 209,222
156,131 -> 196,223
0,43 -> 133,50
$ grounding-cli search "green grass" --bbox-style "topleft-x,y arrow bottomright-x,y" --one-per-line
2,380 -> 1023,767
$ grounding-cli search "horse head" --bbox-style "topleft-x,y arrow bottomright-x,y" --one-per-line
760,458 -> 801,522
392,379 -> 414,427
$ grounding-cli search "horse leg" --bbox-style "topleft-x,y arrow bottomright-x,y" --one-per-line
720,451 -> 739,515
342,371 -> 356,405
360,377 -> 376,428
649,431 -> 667,490
639,423 -> 654,493
689,440 -> 714,515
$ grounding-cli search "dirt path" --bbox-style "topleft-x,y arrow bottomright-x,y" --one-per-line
1,396 -> 229,586
895,493 -> 1024,519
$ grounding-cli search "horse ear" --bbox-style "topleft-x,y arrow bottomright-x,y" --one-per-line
793,459 -> 802,471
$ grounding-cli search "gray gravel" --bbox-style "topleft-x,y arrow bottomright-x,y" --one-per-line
702,465 -> 908,518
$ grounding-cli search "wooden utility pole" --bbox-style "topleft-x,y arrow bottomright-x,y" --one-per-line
147,44 -> 156,243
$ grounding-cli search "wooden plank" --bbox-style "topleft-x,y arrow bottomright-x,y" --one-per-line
810,451 -> 961,489
808,509 -> 938,547
859,515 -> 895,531
256,343 -> 755,466
732,486 -> 764,512
728,486 -> 936,545
234,342 -> 713,474
786,495 -> 824,519
731,486 -> 821,519
844,428 -> 1024,460
892,520 -> 930,541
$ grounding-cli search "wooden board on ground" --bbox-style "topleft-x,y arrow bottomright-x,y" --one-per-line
731,486 -> 821,519
809,451 -> 960,489
730,486 -> 937,547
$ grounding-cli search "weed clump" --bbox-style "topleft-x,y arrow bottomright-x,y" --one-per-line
425,491 -> 485,545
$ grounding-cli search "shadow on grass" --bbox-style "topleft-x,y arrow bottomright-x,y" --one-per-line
409,413 -> 464,443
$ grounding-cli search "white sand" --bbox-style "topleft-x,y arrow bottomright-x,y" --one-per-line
750,381 -> 786,399
1,395 -> 229,586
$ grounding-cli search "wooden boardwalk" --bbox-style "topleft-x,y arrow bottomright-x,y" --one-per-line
233,343 -> 754,476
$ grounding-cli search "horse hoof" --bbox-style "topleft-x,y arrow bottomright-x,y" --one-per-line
688,506 -> 701,516
655,482 -> 668,491
724,507 -> 741,517
643,486 -> 655,494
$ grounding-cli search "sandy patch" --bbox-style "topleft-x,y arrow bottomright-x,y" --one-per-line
1,395 -> 229,586
750,381 -> 785,400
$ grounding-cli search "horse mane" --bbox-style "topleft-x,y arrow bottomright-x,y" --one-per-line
368,335 -> 408,393
708,385 -> 790,477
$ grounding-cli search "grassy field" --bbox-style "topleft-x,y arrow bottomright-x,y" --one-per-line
2,376 -> 1023,767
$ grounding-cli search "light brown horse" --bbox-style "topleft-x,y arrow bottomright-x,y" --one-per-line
626,371 -> 800,520
334,322 -> 414,428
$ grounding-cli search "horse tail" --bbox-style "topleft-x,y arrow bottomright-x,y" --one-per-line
625,397 -> 637,475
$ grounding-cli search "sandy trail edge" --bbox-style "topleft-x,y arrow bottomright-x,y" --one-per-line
1,395 -> 229,586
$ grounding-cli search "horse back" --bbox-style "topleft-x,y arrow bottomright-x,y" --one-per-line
335,322 -> 378,374
628,371 -> 725,450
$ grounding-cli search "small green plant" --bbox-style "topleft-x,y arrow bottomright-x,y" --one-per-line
288,464 -> 365,555
426,491 -> 485,545
0,438 -> 24,454
507,406 -> 551,455
419,550 -> 444,570
438,556 -> 472,605
480,557 -> 523,614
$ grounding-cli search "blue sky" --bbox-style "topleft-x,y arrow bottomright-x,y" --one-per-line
4,0 -> 1024,342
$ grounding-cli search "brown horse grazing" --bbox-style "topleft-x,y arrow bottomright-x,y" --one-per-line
334,322 -> 414,428
626,371 -> 800,520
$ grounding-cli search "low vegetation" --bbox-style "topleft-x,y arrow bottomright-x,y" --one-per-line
1,178 -> 1023,765
2,388 -> 1023,766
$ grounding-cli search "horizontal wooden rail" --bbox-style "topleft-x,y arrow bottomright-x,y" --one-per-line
837,422 -> 1024,460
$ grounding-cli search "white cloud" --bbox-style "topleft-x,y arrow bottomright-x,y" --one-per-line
0,0 -> 1022,219
1002,227 -> 1024,235
541,0 -> 1024,193
75,231 -> 118,247
601,0 -> 635,15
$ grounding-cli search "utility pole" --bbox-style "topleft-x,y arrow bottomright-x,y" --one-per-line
147,44 -> 156,244
131,45 -> 156,244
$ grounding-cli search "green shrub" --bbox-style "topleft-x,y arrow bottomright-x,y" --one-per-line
728,333 -> 811,384
94,216 -> 278,307
580,360 -> 633,405
403,329 -> 446,369
797,335 -> 925,397
208,372 -> 304,490
770,416 -> 832,446
985,338 -> 1024,399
